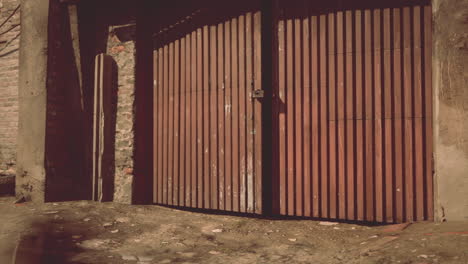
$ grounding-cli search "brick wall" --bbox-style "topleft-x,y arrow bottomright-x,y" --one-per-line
0,0 -> 20,180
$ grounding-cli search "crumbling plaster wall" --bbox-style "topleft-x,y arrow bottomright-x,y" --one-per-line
433,0 -> 468,221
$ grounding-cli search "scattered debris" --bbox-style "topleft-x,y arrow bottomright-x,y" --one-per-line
43,211 -> 59,215
382,223 -> 411,233
116,217 -> 131,223
319,221 -> 339,226
360,236 -> 399,256
121,254 -> 137,261
137,255 -> 154,262
14,196 -> 26,204
79,239 -> 111,250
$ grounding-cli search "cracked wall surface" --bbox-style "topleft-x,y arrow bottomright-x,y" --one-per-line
433,0 -> 468,221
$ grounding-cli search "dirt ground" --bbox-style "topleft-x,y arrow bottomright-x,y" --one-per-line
0,197 -> 466,264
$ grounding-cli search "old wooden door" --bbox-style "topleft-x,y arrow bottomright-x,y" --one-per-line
272,0 -> 433,223
153,2 -> 263,214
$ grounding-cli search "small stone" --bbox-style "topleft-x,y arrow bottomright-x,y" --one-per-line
161,241 -> 169,244
116,217 -> 131,223
83,218 -> 91,222
351,227 -> 356,230
418,255 -> 428,259
103,222 -> 113,227
53,203 -> 59,206
211,229 -> 223,233
209,250 -> 221,255
110,229 -> 119,233
43,211 -> 59,215
177,252 -> 196,258
138,255 -> 154,262
159,259 -> 171,264
79,239 -> 110,250
288,238 -> 297,242
121,255 -> 137,261
72,235 -> 82,239
319,221 -> 338,226
333,227 -> 340,230
369,235 -> 378,239
134,239 -> 141,243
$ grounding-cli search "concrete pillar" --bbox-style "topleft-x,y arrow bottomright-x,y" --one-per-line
16,0 -> 50,202
433,0 -> 468,221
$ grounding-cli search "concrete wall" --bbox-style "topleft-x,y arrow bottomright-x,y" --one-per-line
0,0 -> 20,188
433,0 -> 468,221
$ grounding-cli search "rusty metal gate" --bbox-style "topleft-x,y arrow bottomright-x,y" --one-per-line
153,2 -> 263,213
152,0 -> 433,223
272,0 -> 433,223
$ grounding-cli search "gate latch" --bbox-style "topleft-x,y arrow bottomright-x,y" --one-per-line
251,90 -> 265,99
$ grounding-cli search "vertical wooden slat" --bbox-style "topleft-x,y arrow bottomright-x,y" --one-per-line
364,9 -> 374,222
203,25 -> 210,209
319,13 -> 329,218
232,17 -> 240,212
246,12 -> 255,212
196,28 -> 203,209
217,22 -> 226,210
239,14 -> 247,213
153,51 -> 158,203
383,7 -> 393,222
336,10 -> 345,219
157,48 -> 164,204
286,15 -> 295,216
174,40 -> 180,206
168,42 -> 174,206
253,10 -> 263,213
355,9 -> 365,221
302,7 -> 311,218
402,6 -> 414,222
180,38 -> 186,207
185,34 -> 192,206
413,6 -> 425,221
224,20 -> 233,211
191,32 -> 197,207
311,14 -> 320,218
278,13 -> 287,215
328,12 -> 337,219
373,8 -> 384,222
210,25 -> 219,210
294,13 -> 303,217
162,44 -> 169,205
345,9 -> 355,220
393,7 -> 404,223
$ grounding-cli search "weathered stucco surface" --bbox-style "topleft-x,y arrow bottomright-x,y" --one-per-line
15,0 -> 49,202
433,0 -> 468,221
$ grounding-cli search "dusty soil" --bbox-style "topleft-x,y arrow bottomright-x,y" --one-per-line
0,197 -> 467,264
